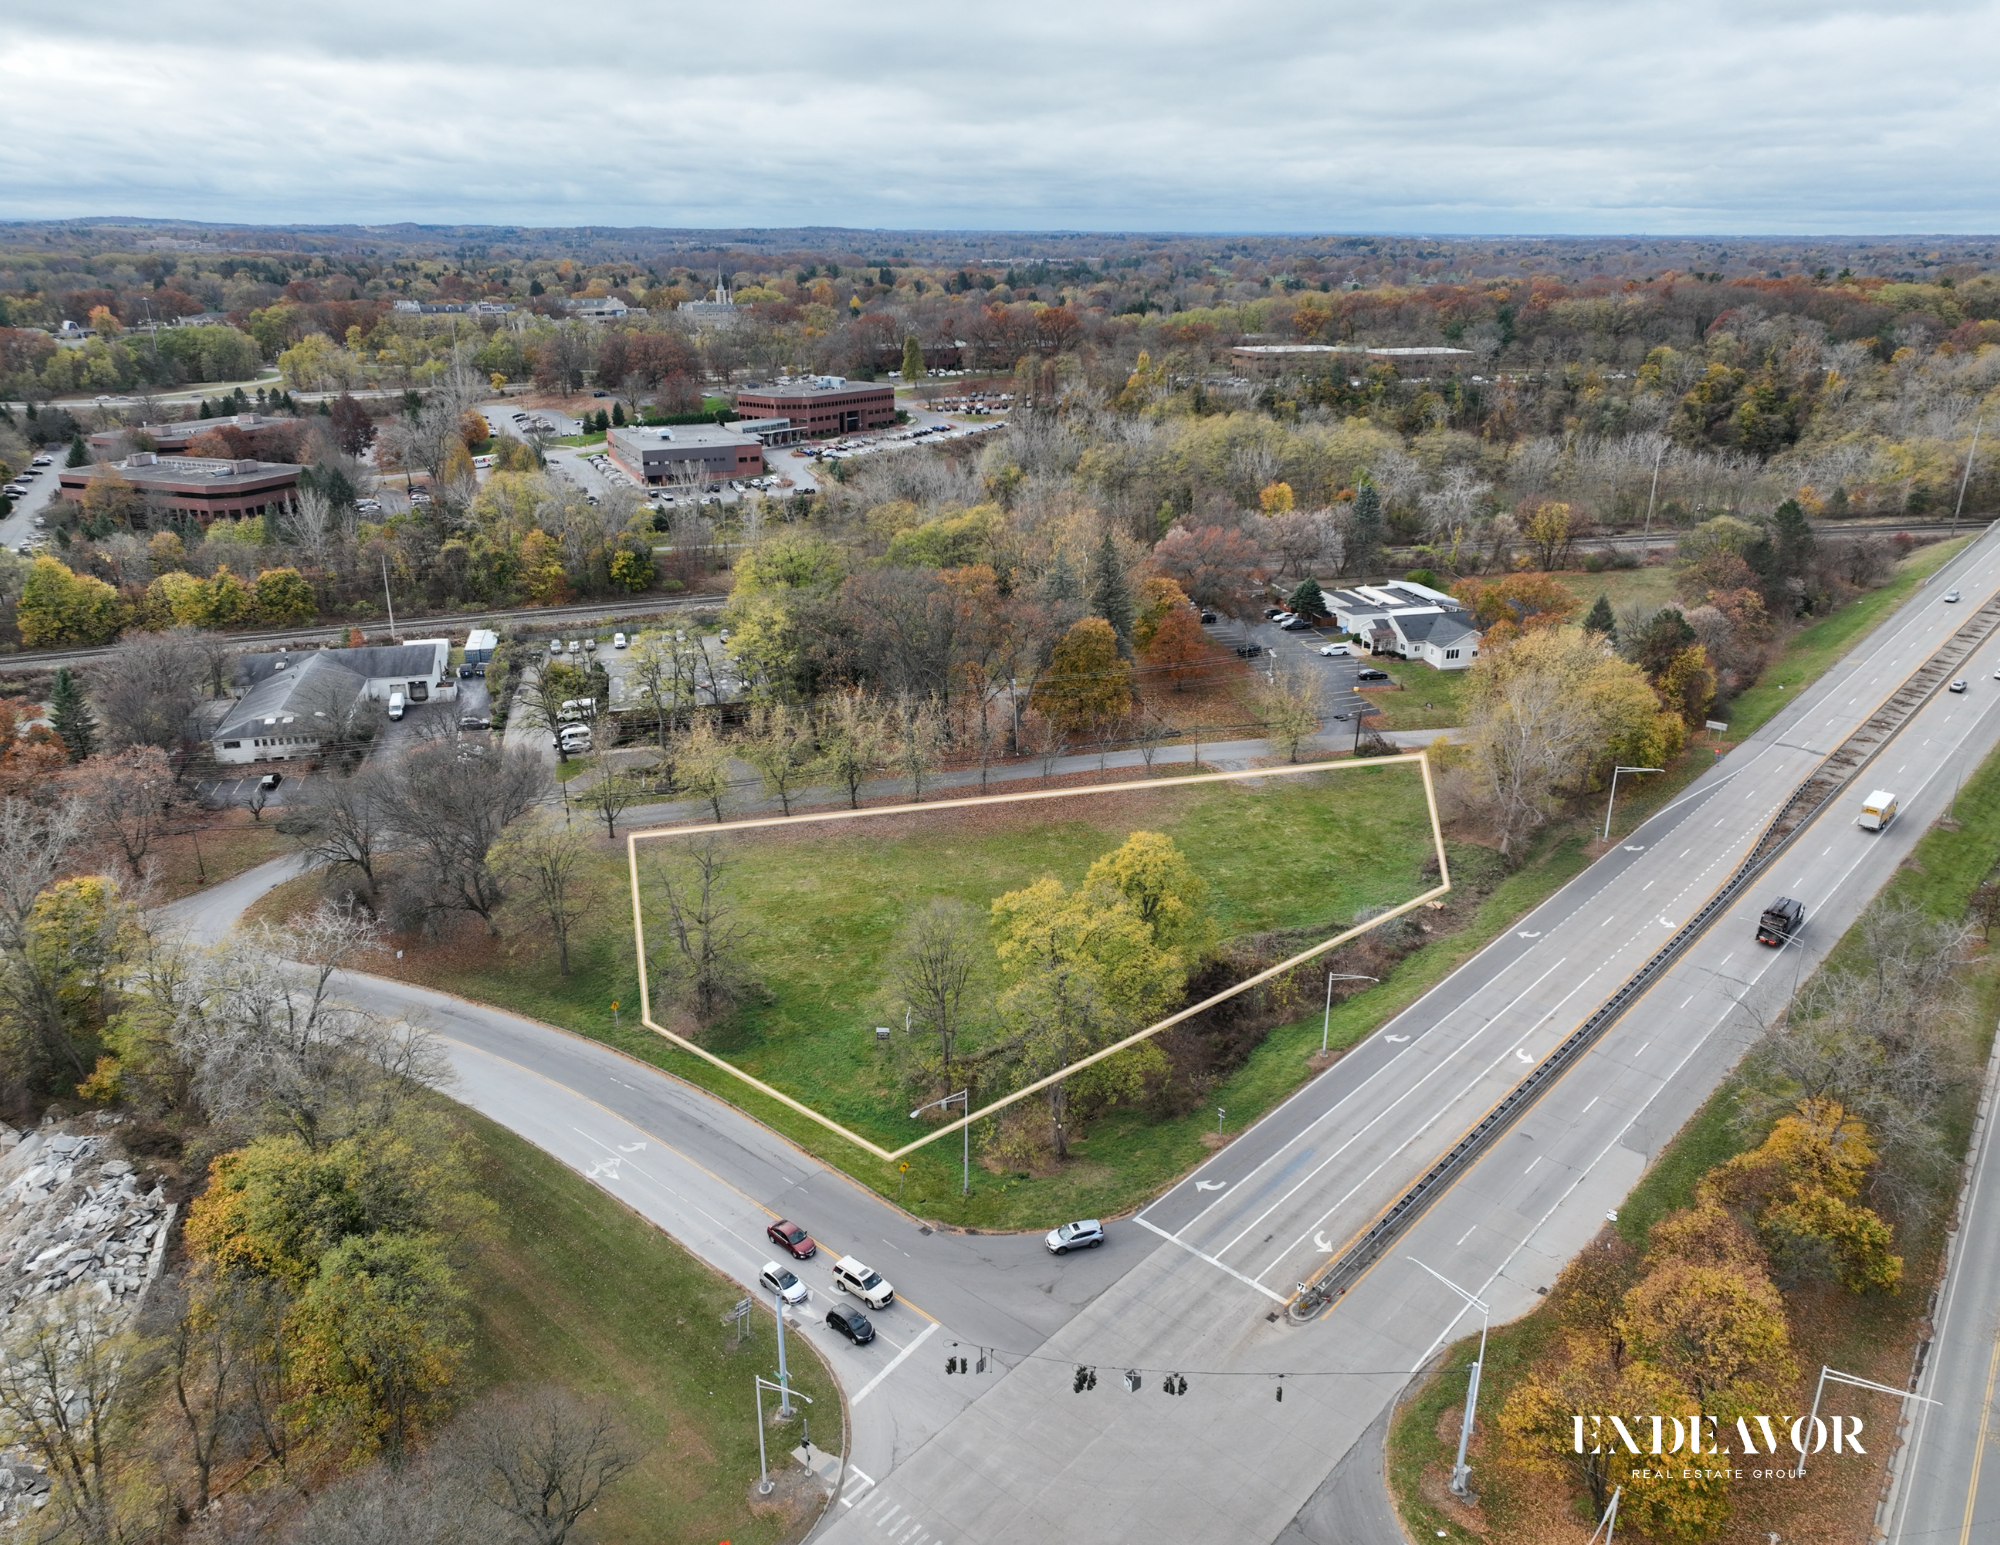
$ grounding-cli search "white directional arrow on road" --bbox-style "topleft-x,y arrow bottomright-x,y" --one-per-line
1195,1181 -> 1227,1192
1517,931 -> 1542,939
1313,1232 -> 1332,1253
1384,1034 -> 1410,1043
1514,1048 -> 1533,1064
617,1141 -> 647,1152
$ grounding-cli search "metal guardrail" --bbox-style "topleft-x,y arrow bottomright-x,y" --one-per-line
1288,587 -> 2000,1323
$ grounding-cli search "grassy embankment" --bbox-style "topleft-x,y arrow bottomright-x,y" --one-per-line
148,809 -> 288,904
1387,734 -> 2000,1545
462,1105 -> 839,1545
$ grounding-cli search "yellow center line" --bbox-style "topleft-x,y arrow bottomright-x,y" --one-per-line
1962,1323 -> 2000,1545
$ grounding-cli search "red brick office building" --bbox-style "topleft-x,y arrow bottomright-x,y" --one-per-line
732,378 -> 897,437
59,453 -> 303,522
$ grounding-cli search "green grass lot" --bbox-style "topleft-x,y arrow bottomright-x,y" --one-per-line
1388,734 -> 2000,1545
150,810 -> 288,903
1727,535 -> 1968,736
461,1107 -> 839,1545
1549,563 -> 1681,616
1358,660 -> 1472,730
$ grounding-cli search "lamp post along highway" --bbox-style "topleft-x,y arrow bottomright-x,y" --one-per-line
1603,765 -> 1663,842
1412,1257 -> 1490,1499
772,1283 -> 795,1416
752,1375 -> 811,1497
1322,972 -> 1380,1054
911,1089 -> 971,1195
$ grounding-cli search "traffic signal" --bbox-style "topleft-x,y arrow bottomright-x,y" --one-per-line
1162,1373 -> 1188,1396
946,1356 -> 960,1374
1275,1377 -> 1284,1403
1072,1364 -> 1097,1393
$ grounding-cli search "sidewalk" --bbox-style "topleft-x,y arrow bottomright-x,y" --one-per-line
594,723 -> 1464,830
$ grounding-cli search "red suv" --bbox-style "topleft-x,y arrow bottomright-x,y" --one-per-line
767,1219 -> 817,1260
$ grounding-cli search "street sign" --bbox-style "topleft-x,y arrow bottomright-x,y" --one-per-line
1705,720 -> 1729,733
731,1297 -> 752,1317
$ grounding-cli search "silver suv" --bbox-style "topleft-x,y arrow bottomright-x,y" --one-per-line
1045,1219 -> 1105,1255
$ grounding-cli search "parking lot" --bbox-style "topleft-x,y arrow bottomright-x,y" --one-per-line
1208,609 -> 1372,725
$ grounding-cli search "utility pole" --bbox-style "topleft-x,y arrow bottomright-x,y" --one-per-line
381,554 -> 397,641
1951,414 -> 1984,539
752,1375 -> 811,1497
1411,1258 -> 1489,1499
1640,438 -> 1665,547
911,1089 -> 971,1196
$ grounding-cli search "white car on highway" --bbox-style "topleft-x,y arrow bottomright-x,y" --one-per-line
759,1262 -> 810,1305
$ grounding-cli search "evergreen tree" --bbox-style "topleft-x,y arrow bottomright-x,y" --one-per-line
198,398 -> 213,419
593,409 -> 610,434
1286,576 -> 1328,618
1771,497 -> 1815,595
64,434 -> 87,468
1040,547 -> 1082,604
901,335 -> 926,380
1349,483 -> 1384,578
1088,528 -> 1135,649
1582,593 -> 1616,639
47,667 -> 95,761
611,400 -> 626,427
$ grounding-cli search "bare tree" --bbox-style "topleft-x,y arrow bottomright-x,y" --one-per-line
70,743 -> 177,878
459,1387 -> 635,1545
377,739 -> 551,932
741,702 -> 815,815
894,693 -> 946,801
578,760 -> 643,840
0,795 -> 90,1097
891,897 -> 983,1090
812,689 -> 890,808
489,812 -> 598,976
1257,664 -> 1324,763
277,765 -> 393,899
90,627 -> 209,750
651,843 -> 755,1026
0,1288 -> 139,1545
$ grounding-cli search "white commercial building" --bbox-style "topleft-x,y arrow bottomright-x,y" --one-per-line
213,640 -> 453,765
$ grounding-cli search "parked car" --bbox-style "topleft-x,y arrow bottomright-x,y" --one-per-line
458,663 -> 476,679
613,632 -> 628,649
257,772 -> 283,792
766,1219 -> 817,1260
1319,642 -> 1352,657
1263,607 -> 1285,620
826,1305 -> 875,1345
758,1262 -> 810,1306
1199,611 -> 1217,624
557,697 -> 596,722
1356,667 -> 1390,682
1234,644 -> 1263,659
584,636 -> 598,651
1045,1219 -> 1105,1255
459,716 -> 491,730
558,726 -> 592,754
1280,616 -> 1315,631
831,1255 -> 894,1309
567,639 -> 582,653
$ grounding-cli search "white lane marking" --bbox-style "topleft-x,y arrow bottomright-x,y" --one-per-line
851,1321 -> 938,1407
839,1466 -> 877,1506
1524,1156 -> 1541,1174
1456,1225 -> 1477,1246
1643,880 -> 1655,890
1679,994 -> 1695,1008
1204,958 -> 1573,1258
1133,1216 -> 1288,1303
1581,1097 -> 1598,1113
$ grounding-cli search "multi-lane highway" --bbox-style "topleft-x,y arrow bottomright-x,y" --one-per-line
161,524 -> 2000,1545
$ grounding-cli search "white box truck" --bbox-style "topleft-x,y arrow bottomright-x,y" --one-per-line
388,691 -> 406,721
1857,790 -> 1897,831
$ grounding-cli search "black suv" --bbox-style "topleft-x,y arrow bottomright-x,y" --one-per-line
826,1306 -> 875,1345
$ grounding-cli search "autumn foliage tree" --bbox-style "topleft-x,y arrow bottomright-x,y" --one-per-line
1032,617 -> 1132,735
1150,523 -> 1265,614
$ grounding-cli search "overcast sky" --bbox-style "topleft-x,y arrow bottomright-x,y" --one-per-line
5,1 -> 1998,235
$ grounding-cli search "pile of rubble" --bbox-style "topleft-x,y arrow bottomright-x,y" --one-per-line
0,1117 -> 176,1528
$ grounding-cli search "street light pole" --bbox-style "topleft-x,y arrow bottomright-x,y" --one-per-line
772,1284 -> 795,1417
1951,414 -> 1984,539
1411,1258 -> 1490,1499
1602,765 -> 1663,843
752,1375 -> 812,1497
910,1089 -> 971,1196
1322,972 -> 1380,1054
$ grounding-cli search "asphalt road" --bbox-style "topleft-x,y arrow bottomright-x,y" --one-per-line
1884,1025 -> 2000,1543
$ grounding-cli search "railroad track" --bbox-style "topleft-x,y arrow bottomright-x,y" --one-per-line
1288,583 -> 2000,1323
0,593 -> 729,672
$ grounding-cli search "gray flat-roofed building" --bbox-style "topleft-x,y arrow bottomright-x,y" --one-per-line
1230,344 -> 1477,379
606,425 -> 765,484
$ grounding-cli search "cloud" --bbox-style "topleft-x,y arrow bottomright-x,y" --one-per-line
2,0 -> 1996,233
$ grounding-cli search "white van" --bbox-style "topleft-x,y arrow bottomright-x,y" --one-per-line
1857,790 -> 1897,831
387,691 -> 406,721
558,725 -> 592,754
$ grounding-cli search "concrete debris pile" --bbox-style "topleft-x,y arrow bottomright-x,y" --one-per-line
0,1117 -> 176,1530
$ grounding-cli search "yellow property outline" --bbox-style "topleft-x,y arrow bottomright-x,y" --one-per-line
627,754 -> 1450,1163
